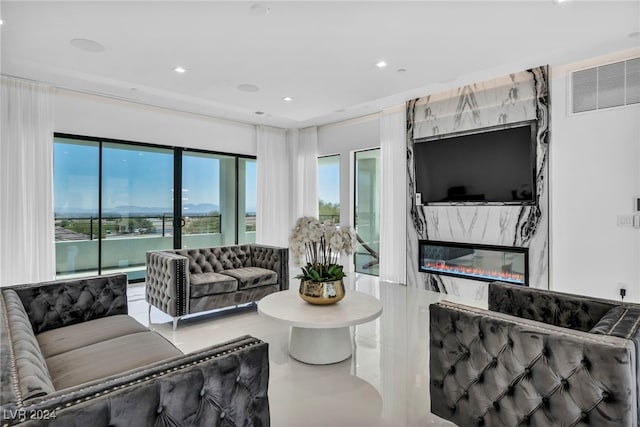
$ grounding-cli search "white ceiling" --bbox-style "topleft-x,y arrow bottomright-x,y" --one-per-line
1,1 -> 639,128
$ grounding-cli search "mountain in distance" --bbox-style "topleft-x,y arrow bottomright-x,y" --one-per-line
56,203 -> 220,217
181,203 -> 219,214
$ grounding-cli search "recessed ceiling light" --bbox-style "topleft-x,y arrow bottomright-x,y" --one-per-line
553,0 -> 568,3
70,38 -> 105,53
629,32 -> 640,39
376,61 -> 388,68
250,3 -> 270,16
282,96 -> 293,102
238,84 -> 260,92
0,19 -> 4,26
173,66 -> 187,73
255,111 -> 265,115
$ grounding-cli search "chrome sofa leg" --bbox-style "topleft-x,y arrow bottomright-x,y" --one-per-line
148,305 -> 152,325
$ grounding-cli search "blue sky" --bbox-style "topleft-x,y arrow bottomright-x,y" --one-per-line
54,138 -> 338,215
54,139 -> 257,214
318,162 -> 340,204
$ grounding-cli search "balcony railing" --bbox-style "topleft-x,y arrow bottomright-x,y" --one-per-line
319,214 -> 340,223
54,214 -> 224,241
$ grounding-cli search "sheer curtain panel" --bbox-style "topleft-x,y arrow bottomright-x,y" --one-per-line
256,126 -> 290,247
379,106 -> 407,284
0,77 -> 56,285
291,126 -> 318,219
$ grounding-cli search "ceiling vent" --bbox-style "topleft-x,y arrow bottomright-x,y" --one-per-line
572,57 -> 640,113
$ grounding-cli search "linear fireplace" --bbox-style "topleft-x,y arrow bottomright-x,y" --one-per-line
418,240 -> 528,285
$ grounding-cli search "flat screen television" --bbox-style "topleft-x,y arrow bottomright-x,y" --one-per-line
414,120 -> 537,205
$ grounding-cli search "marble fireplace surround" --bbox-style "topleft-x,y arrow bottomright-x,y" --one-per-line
406,66 -> 549,297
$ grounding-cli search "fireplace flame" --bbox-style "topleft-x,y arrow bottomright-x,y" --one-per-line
423,261 -> 524,283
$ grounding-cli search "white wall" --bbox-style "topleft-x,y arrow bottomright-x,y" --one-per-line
550,51 -> 640,302
55,89 -> 256,154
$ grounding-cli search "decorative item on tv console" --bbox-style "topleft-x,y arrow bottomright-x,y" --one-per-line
289,216 -> 357,305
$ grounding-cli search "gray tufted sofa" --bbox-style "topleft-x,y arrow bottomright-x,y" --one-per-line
146,244 -> 288,329
0,273 -> 270,426
430,281 -> 640,427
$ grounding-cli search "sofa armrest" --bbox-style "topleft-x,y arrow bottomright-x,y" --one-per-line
0,335 -> 270,426
488,281 -> 618,332
430,300 -> 637,427
0,290 -> 55,403
8,274 -> 128,334
251,245 -> 289,291
145,251 -> 190,317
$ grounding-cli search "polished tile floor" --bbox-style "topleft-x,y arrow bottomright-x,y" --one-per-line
128,275 -> 484,427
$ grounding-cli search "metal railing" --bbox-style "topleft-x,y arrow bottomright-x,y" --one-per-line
54,214 -> 223,241
319,214 -> 340,223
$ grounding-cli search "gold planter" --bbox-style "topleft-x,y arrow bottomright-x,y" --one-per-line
299,279 -> 345,305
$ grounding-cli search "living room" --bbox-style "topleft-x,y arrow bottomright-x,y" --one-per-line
1,1 -> 639,426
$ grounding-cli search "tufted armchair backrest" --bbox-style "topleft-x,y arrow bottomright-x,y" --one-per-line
488,281 -> 618,332
430,300 -> 638,427
175,246 -> 251,274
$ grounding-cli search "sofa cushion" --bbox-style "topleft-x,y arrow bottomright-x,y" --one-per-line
590,305 -> 640,340
190,273 -> 238,297
221,267 -> 277,290
37,314 -> 149,358
13,274 -> 128,334
177,246 -> 251,274
45,331 -> 183,390
1,290 -> 55,400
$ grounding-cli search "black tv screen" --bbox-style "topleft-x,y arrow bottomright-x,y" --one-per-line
414,121 -> 537,205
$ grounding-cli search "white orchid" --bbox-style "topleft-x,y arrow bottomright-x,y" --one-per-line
289,216 -> 357,281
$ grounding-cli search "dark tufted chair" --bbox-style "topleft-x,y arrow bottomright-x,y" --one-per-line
430,281 -> 640,427
146,244 -> 288,329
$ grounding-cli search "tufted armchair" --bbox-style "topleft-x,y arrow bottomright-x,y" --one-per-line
430,281 -> 640,427
146,244 -> 288,329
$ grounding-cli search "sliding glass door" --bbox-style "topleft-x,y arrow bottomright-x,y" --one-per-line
54,138 -> 100,277
354,149 -> 380,276
53,135 -> 256,281
181,151 -> 235,248
238,158 -> 257,244
100,143 -> 174,280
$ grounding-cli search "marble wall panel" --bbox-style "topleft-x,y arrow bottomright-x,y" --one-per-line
406,66 -> 549,298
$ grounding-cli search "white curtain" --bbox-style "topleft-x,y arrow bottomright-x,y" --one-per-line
0,77 -> 56,286
379,105 -> 407,284
256,125 -> 290,247
290,126 -> 318,219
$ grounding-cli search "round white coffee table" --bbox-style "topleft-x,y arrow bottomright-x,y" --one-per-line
258,289 -> 383,365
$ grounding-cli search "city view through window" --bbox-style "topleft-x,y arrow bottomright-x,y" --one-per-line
318,155 -> 340,223
54,136 -> 256,280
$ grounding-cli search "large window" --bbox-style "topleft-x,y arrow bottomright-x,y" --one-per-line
354,149 -> 380,276
53,134 -> 256,281
318,155 -> 340,223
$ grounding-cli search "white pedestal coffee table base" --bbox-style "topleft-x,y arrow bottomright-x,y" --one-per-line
258,290 -> 382,365
288,326 -> 352,365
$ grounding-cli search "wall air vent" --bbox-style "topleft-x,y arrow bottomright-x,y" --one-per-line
572,57 -> 640,113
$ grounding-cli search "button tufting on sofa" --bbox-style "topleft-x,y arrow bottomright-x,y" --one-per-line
146,244 -> 288,329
